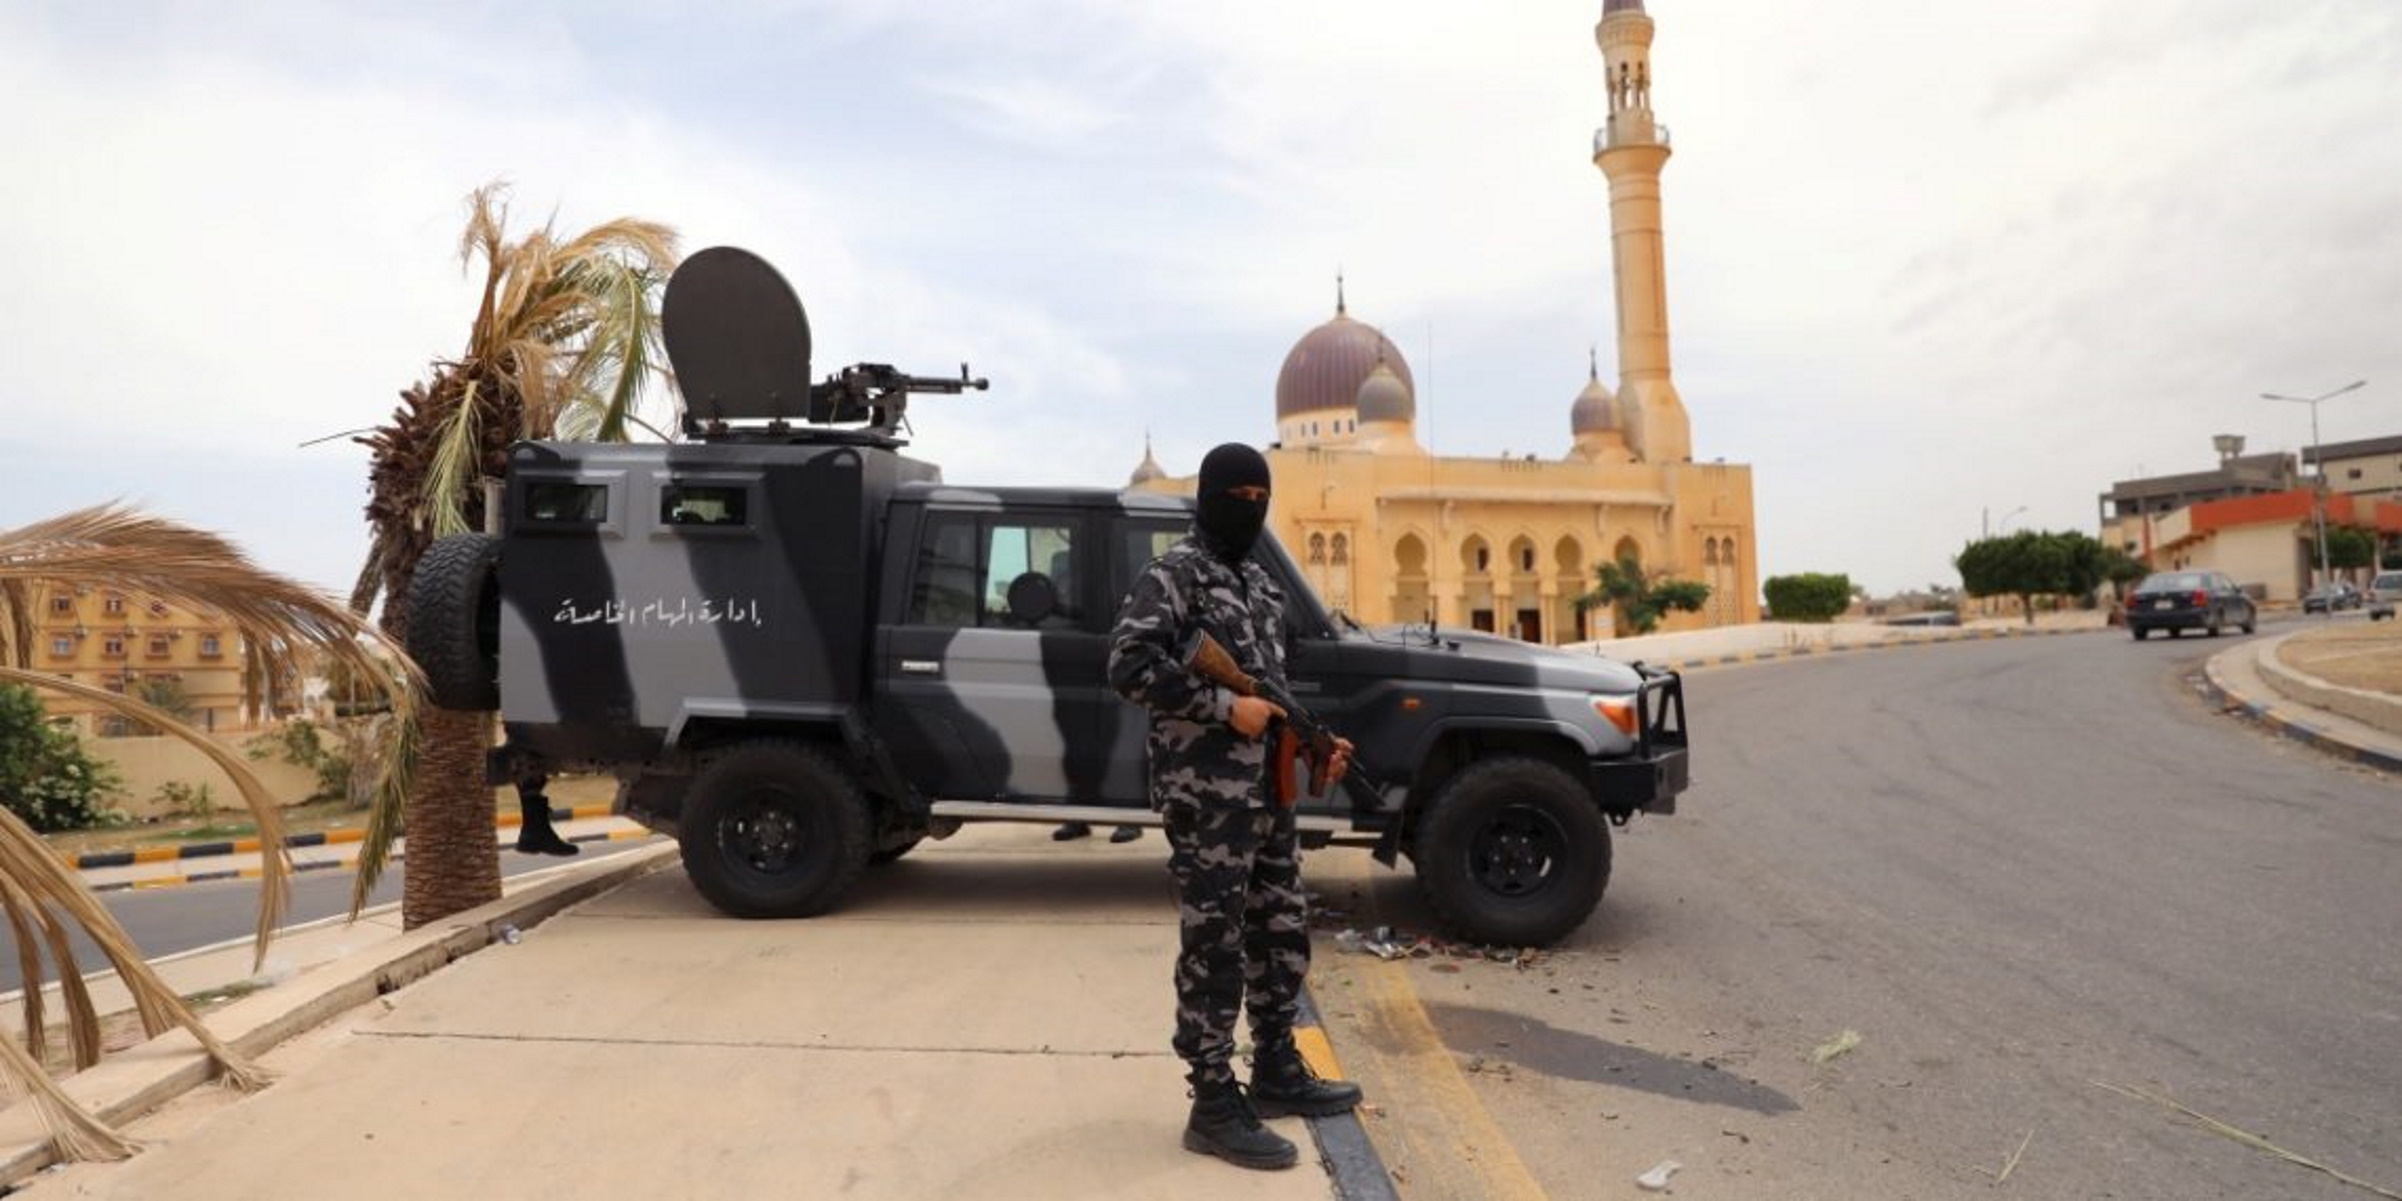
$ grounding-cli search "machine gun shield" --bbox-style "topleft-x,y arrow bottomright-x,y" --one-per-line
664,246 -> 814,428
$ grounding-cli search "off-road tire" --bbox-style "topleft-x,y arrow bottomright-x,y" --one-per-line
406,534 -> 502,711
679,740 -> 872,919
1412,755 -> 1610,946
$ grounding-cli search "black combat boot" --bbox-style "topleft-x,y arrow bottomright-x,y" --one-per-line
513,788 -> 579,857
1250,1036 -> 1363,1118
1183,1079 -> 1298,1170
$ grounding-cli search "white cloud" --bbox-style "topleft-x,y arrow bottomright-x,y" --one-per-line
4,1 -> 2398,597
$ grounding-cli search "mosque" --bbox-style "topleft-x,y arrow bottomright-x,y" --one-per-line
1131,0 -> 1759,644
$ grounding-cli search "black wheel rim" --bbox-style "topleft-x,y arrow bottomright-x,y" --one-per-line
722,788 -> 809,875
1468,803 -> 1568,898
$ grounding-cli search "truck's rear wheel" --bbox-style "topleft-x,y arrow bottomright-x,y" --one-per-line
680,741 -> 871,918
405,533 -> 502,711
1413,756 -> 1610,946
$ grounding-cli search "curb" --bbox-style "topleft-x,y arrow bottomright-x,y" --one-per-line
64,803 -> 619,873
1654,623 -> 2101,673
83,826 -> 656,894
2203,645 -> 2402,775
1295,989 -> 1400,1201
0,843 -> 681,1190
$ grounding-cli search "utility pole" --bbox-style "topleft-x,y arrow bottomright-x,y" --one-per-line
2261,380 -> 2366,590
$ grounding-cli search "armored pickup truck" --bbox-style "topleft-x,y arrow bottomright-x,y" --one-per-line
404,247 -> 1690,946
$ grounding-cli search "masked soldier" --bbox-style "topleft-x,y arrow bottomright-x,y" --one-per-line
1108,442 -> 1361,1170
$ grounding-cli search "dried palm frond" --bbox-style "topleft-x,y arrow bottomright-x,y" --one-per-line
0,1013 -> 137,1163
0,503 -> 422,962
0,666 -> 293,952
0,803 -> 268,1095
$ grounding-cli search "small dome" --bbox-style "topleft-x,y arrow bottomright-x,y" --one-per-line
1603,0 -> 1645,13
1127,438 -> 1165,486
1274,284 -> 1416,420
1571,356 -> 1619,435
1355,356 -> 1414,424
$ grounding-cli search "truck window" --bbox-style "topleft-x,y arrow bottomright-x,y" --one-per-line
660,483 -> 749,527
524,482 -> 609,524
909,513 -> 1083,630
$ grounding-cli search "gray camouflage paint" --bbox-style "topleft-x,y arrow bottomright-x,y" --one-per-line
487,445 -> 1685,832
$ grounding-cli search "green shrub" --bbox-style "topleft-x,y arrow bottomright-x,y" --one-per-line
0,685 -> 127,832
1762,573 -> 1854,623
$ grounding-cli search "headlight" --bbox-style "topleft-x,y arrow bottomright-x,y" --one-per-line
1590,694 -> 1639,737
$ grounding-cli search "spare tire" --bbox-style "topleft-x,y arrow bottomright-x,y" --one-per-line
406,533 -> 502,711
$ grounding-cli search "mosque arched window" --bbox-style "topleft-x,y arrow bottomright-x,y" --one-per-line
1703,538 -> 1720,567
1308,533 -> 1327,564
1331,534 -> 1349,565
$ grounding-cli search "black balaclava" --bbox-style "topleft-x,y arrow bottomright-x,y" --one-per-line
1195,442 -> 1271,563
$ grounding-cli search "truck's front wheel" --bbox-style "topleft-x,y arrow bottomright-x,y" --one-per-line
1413,756 -> 1610,946
680,741 -> 871,919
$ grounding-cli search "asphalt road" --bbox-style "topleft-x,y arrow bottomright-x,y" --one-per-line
4,839 -> 658,994
1327,622 -> 2401,1200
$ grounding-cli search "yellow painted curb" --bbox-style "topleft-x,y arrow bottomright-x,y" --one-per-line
1347,952 -> 1548,1200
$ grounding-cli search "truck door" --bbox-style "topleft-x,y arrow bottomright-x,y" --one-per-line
1097,515 -> 1194,801
878,508 -> 1109,802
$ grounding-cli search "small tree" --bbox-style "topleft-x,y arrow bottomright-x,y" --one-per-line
1957,530 -> 2108,624
0,684 -> 124,832
1574,554 -> 1711,635
1762,573 -> 1854,623
2326,526 -> 2376,573
2098,546 -> 2148,600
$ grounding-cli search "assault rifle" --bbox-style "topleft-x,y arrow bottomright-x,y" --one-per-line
809,361 -> 990,434
1181,630 -> 1370,807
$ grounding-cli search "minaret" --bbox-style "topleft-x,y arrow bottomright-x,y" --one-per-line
1593,0 -> 1691,464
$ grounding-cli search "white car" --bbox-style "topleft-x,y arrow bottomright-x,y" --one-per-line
2369,570 -> 2401,621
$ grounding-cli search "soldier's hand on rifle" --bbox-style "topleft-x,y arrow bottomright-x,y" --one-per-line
1326,736 -> 1355,782
1229,694 -> 1286,739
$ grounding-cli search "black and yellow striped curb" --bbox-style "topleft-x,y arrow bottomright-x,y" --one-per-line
1293,989 -> 1400,1201
1655,623 -> 2103,672
82,825 -> 655,894
66,802 -> 620,872
2201,660 -> 2402,775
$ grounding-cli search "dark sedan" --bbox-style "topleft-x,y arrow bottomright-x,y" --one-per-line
2301,583 -> 2362,614
2126,571 -> 2256,640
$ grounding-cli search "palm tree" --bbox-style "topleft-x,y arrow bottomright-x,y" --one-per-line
352,183 -> 677,928
0,504 -> 418,1163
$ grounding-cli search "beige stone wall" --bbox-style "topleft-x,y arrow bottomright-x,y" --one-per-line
86,730 -> 327,819
2325,449 -> 2402,501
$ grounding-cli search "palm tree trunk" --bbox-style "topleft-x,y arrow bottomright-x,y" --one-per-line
403,706 -> 501,928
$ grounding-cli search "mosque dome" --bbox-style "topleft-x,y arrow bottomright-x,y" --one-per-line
1127,439 -> 1165,486
1274,288 -> 1415,420
1354,355 -> 1414,424
1570,356 -> 1619,435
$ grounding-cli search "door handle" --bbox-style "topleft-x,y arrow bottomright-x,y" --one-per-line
900,659 -> 941,675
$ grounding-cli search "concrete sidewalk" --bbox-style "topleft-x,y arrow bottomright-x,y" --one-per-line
2203,627 -> 2402,774
11,828 -> 1359,1199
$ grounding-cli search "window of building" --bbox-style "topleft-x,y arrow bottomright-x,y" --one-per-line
199,634 -> 222,658
50,595 -> 72,615
148,599 -> 169,617
1475,547 -> 1490,573
148,635 -> 172,657
1308,533 -> 1326,564
49,636 -> 72,657
1519,546 -> 1536,573
1331,534 -> 1349,566
2348,468 -> 2363,480
102,636 -> 125,658
103,594 -> 126,615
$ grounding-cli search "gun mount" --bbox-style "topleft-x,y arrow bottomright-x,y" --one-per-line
663,246 -> 987,447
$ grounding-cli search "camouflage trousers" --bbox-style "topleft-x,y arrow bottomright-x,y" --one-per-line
1164,803 -> 1310,1087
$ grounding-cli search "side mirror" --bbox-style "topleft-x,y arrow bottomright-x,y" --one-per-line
1004,572 -> 1058,626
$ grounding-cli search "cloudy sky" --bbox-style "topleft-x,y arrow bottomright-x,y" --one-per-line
5,0 -> 2397,597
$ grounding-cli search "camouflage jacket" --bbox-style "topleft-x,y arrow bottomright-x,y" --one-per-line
1108,534 -> 1288,815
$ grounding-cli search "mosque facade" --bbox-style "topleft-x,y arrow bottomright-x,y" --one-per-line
1133,0 -> 1759,643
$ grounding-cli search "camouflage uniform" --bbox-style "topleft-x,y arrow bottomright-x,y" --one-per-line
1109,533 -> 1310,1088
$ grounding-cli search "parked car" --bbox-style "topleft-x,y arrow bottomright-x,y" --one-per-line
2125,571 -> 2256,640
2301,582 -> 2364,614
2368,570 -> 2401,622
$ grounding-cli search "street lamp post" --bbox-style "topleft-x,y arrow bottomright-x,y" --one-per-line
2261,379 -> 2366,592
1982,505 -> 2026,539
